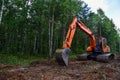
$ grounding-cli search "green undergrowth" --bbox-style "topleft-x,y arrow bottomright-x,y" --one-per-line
69,53 -> 79,60
0,52 -> 80,66
0,52 -> 48,66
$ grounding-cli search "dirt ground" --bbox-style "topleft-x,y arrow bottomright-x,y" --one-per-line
0,55 -> 120,80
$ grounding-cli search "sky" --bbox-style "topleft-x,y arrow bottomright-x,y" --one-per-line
82,0 -> 120,30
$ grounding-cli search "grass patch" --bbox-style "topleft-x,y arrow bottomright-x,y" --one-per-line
69,54 -> 78,60
0,52 -> 48,66
0,52 -> 82,66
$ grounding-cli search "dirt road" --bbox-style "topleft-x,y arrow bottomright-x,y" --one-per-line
0,55 -> 120,80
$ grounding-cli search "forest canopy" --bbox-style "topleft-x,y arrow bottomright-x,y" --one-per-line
0,0 -> 120,57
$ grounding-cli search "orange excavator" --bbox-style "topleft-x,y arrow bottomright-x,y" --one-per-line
55,16 -> 115,66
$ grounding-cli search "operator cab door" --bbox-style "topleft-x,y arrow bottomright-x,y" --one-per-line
95,38 -> 103,53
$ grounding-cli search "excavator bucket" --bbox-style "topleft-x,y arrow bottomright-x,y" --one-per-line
55,48 -> 71,66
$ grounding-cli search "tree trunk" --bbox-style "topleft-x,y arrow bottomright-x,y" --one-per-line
62,23 -> 66,41
50,14 -> 54,57
23,28 -> 27,53
48,20 -> 51,57
119,40 -> 120,53
48,5 -> 54,58
33,30 -> 37,54
0,0 -> 4,24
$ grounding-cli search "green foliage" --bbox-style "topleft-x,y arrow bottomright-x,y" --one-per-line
0,52 -> 47,65
0,0 -> 119,62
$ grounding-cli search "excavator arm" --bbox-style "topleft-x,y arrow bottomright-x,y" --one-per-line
62,18 -> 77,48
56,17 -> 96,66
62,17 -> 96,52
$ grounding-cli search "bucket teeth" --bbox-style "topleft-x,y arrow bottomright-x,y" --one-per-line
55,48 -> 71,66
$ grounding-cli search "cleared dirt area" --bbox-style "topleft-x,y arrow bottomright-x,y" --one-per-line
0,55 -> 120,80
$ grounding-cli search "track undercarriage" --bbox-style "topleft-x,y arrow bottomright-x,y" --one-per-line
55,48 -> 115,66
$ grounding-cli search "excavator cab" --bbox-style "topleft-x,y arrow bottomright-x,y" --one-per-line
96,37 -> 103,53
95,37 -> 110,53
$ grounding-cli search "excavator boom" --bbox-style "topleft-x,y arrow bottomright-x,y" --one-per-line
62,17 -> 96,50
